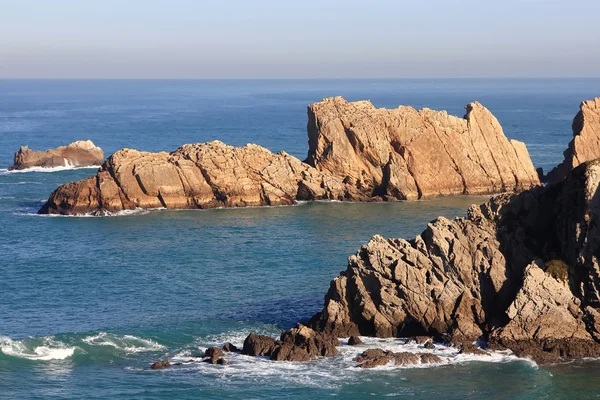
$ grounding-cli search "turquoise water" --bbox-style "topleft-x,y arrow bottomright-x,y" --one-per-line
1,79 -> 600,399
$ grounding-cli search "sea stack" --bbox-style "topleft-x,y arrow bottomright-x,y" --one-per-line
9,140 -> 104,171
305,96 -> 540,199
545,97 -> 600,183
38,100 -> 540,215
308,160 -> 600,363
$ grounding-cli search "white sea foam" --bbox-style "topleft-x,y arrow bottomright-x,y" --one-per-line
0,335 -> 77,361
82,332 -> 165,353
22,207 -> 154,218
0,165 -> 101,175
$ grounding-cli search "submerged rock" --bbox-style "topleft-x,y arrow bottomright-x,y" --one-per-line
546,98 -> 600,183
305,96 -> 539,199
150,360 -> 171,369
9,140 -> 104,171
309,160 -> 600,363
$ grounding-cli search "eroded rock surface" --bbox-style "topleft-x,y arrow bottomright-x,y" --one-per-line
305,97 -> 539,199
353,348 -> 442,368
39,141 -> 357,215
546,98 -> 600,183
9,140 -> 104,171
39,99 -> 541,215
309,160 -> 600,362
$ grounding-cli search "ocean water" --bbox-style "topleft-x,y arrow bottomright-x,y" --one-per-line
1,79 -> 600,399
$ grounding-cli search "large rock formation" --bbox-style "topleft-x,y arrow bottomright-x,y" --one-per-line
39,99 -> 540,215
305,97 -> 540,199
8,140 -> 104,171
309,160 -> 600,362
546,98 -> 600,183
39,141 -> 361,215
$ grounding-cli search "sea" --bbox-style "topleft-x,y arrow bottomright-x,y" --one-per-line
1,79 -> 600,399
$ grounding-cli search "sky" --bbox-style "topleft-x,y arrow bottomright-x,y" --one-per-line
0,0 -> 598,79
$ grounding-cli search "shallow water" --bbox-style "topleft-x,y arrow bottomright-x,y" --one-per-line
1,79 -> 600,399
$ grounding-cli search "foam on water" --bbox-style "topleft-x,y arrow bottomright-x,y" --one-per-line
82,332 -> 165,353
159,333 -> 537,390
0,165 -> 101,175
0,335 -> 77,361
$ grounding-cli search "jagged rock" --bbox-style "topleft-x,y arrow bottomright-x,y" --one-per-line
423,340 -> 435,349
38,141 -> 356,215
353,349 -> 440,368
310,160 -> 600,363
241,325 -> 339,362
305,97 -> 539,199
269,324 -> 339,361
241,333 -> 277,357
457,342 -> 489,356
204,347 -> 224,359
222,343 -> 240,352
348,336 -> 363,345
546,98 -> 600,183
150,360 -> 171,369
39,99 -> 542,215
9,140 -> 104,171
203,355 -> 219,364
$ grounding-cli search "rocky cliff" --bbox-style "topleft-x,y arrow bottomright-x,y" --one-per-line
309,160 -> 600,362
39,141 -> 361,215
306,97 -> 540,199
546,98 -> 600,183
39,99 -> 541,215
9,140 -> 104,171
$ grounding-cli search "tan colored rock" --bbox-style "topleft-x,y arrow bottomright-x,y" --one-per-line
9,140 -> 104,170
305,97 -> 540,199
546,98 -> 600,183
353,349 -> 441,368
310,160 -> 600,363
39,141 -> 355,215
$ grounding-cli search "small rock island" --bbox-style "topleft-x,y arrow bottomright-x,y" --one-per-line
9,140 -> 104,171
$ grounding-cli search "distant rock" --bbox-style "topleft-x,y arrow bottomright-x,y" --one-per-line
9,140 -> 104,171
309,160 -> 600,363
204,347 -> 224,359
546,98 -> 600,183
305,97 -> 540,199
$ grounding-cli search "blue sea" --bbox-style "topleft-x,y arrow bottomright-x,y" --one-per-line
1,79 -> 600,399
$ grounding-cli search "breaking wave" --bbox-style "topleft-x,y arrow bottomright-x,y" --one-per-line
0,165 -> 101,175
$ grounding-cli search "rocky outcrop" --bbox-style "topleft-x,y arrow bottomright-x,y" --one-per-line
39,141 -> 359,215
39,99 -> 541,215
546,98 -> 600,183
305,97 -> 539,199
241,325 -> 339,362
8,140 -> 104,171
353,348 -> 442,368
309,160 -> 600,362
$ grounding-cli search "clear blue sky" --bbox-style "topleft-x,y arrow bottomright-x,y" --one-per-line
0,0 -> 598,78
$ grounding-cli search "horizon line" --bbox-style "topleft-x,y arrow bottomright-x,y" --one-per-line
1,77 -> 600,81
